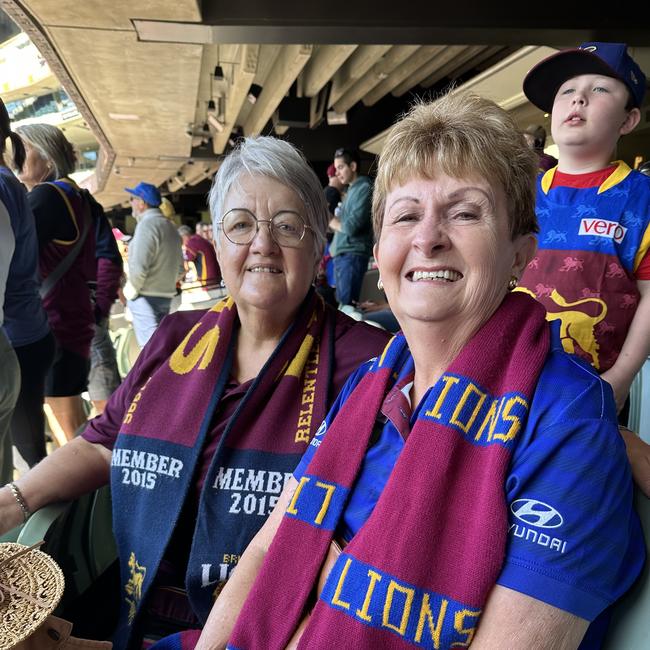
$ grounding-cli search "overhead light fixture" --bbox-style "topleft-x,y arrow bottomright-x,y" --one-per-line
228,126 -> 244,148
214,65 -> 225,82
108,112 -> 140,121
207,99 -> 216,114
207,114 -> 225,133
247,83 -> 262,104
326,110 -> 347,126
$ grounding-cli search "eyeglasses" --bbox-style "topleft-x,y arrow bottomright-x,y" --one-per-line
216,209 -> 313,248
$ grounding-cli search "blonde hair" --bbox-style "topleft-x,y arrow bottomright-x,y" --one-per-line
372,93 -> 539,240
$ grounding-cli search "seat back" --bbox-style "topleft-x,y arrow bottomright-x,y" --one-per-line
15,486 -> 117,610
601,359 -> 650,647
601,489 -> 650,647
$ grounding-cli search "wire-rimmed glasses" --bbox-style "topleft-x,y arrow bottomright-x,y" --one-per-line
216,209 -> 313,248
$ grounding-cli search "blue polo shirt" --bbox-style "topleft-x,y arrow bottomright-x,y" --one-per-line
295,322 -> 644,632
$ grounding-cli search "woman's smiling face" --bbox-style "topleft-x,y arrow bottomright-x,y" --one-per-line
216,173 -> 317,321
374,174 -> 535,334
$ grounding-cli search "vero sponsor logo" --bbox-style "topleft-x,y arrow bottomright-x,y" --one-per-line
510,498 -> 563,529
579,218 -> 627,243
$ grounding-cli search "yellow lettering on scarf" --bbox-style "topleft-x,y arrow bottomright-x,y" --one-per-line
383,581 -> 415,636
356,570 -> 382,621
415,594 -> 447,647
209,296 -> 234,313
295,343 -> 320,444
168,323 -> 220,375
286,476 -> 309,515
284,334 -> 315,378
331,558 -> 353,609
474,397 -> 502,442
449,382 -> 487,434
452,608 -> 481,647
425,375 -> 460,419
122,376 -> 152,425
493,396 -> 528,443
313,481 -> 336,525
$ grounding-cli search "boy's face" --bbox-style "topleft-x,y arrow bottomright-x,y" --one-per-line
550,74 -> 640,157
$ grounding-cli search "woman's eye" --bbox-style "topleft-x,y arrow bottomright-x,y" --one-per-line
393,213 -> 418,223
452,211 -> 479,221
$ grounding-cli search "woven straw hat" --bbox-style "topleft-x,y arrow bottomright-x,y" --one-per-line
0,542 -> 65,649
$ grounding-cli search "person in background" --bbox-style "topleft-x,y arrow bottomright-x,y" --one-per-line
0,196 -> 20,484
0,136 -> 389,649
520,42 -> 650,495
187,92 -> 643,650
329,148 -> 374,306
323,162 -> 344,218
178,224 -> 222,288
15,123 -> 96,445
523,124 -> 558,172
122,182 -> 184,347
0,99 -> 55,475
87,217 -> 123,416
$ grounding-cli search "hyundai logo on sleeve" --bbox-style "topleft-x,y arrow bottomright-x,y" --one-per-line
510,499 -> 564,529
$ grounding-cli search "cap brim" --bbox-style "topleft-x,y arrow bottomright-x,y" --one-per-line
523,49 -> 624,113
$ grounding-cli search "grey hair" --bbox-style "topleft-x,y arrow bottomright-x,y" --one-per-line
208,136 -> 328,261
178,225 -> 193,237
15,123 -> 76,180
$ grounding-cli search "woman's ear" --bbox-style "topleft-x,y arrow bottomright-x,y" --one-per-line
512,234 -> 537,278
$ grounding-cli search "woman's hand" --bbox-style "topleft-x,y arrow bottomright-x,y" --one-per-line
619,426 -> 650,498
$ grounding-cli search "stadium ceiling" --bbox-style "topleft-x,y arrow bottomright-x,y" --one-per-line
1,0 -> 648,209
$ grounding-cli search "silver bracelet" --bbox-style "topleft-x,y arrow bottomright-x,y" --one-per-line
5,482 -> 31,523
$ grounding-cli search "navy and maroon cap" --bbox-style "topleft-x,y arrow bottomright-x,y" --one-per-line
523,42 -> 646,113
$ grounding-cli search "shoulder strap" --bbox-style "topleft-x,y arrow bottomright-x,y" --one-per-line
39,182 -> 91,299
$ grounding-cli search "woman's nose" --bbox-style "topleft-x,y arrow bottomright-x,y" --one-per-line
249,220 -> 278,253
413,217 -> 451,254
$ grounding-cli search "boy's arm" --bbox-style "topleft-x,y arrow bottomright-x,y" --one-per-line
619,425 -> 650,498
601,279 -> 650,411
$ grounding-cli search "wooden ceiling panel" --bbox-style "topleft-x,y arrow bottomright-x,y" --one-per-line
20,0 -> 200,31
48,26 -> 202,158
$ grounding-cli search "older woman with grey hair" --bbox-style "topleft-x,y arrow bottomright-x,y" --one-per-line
0,136 -> 389,648
14,124 -> 123,445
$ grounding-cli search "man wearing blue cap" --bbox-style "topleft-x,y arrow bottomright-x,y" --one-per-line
123,182 -> 183,347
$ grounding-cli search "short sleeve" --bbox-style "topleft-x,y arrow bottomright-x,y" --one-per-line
497,361 -> 645,621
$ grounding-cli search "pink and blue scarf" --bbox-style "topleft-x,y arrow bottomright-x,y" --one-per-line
226,292 -> 550,649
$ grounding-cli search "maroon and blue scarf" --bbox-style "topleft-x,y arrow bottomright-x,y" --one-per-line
227,292 -> 549,649
111,290 -> 337,649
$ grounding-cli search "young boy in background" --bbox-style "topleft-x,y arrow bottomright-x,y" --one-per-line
520,42 -> 650,498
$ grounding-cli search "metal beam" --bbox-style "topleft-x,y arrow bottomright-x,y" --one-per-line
243,44 -> 313,136
301,45 -> 357,97
362,45 -> 445,106
212,44 -> 259,153
332,45 -> 418,113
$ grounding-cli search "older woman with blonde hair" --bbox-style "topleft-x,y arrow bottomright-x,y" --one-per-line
171,93 -> 643,650
0,136 -> 388,648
